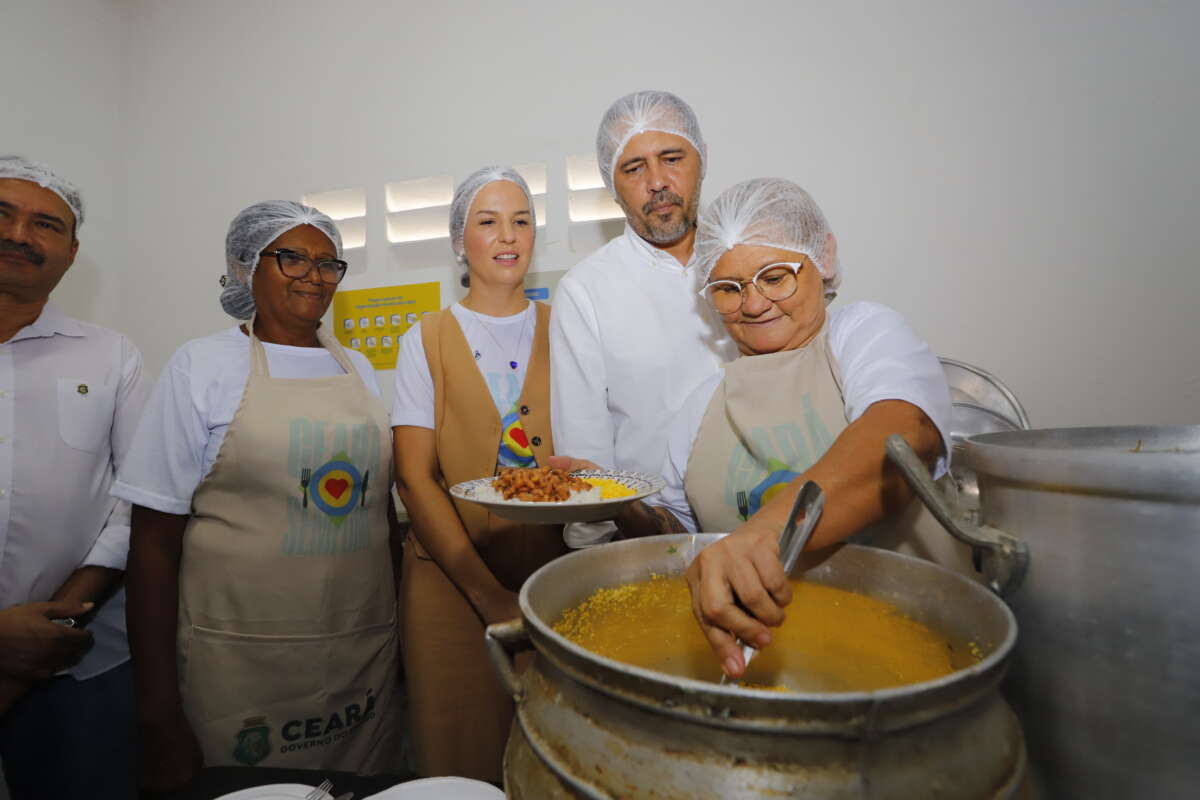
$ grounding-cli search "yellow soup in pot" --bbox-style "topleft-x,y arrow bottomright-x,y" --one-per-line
554,575 -> 979,692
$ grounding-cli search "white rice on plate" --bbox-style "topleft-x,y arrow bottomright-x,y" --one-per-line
471,483 -> 602,504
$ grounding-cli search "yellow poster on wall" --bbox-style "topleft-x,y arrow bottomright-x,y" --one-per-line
332,282 -> 440,370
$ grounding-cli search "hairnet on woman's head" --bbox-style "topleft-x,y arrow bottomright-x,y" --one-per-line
596,90 -> 706,191
220,200 -> 343,320
695,177 -> 842,300
449,166 -> 536,264
0,156 -> 84,228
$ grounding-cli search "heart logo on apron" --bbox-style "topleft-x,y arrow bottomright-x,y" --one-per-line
306,453 -> 364,522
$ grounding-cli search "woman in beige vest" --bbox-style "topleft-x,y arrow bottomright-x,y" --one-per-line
599,178 -> 960,681
118,202 -> 402,791
391,167 -> 566,782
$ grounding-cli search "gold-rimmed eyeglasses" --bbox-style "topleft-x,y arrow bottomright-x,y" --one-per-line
262,248 -> 349,284
699,261 -> 805,314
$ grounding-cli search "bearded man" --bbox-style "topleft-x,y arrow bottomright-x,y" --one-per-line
550,91 -> 736,547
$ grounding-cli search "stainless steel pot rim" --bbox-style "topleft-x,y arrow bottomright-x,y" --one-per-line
967,425 -> 1200,500
519,537 -> 1018,705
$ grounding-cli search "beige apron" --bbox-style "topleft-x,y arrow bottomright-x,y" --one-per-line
177,321 -> 400,773
685,322 -> 976,578
400,303 -> 566,783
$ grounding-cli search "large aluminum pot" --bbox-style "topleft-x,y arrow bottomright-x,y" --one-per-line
486,535 -> 1027,799
888,426 -> 1200,799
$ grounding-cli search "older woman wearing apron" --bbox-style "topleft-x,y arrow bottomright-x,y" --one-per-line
391,167 -> 567,783
599,177 -> 968,679
116,202 -> 401,792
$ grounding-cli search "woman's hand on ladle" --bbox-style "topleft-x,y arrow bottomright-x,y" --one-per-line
686,520 -> 793,678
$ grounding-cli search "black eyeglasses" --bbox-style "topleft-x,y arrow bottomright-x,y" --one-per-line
262,248 -> 348,284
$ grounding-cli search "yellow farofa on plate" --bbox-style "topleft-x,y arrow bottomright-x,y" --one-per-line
582,477 -> 637,500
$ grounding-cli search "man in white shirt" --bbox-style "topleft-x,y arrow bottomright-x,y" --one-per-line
550,91 -> 737,547
0,157 -> 147,800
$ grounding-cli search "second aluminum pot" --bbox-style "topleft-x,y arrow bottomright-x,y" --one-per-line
889,426 -> 1200,799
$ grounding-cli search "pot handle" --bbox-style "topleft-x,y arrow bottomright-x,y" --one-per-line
485,617 -> 528,702
885,434 -> 1029,596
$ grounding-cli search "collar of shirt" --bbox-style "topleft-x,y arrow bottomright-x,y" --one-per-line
621,223 -> 699,274
7,302 -> 86,344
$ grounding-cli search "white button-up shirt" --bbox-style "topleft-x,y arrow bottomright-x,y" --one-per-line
0,303 -> 148,679
551,224 -> 738,546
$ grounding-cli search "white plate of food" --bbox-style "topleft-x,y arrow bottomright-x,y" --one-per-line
364,776 -> 505,798
449,467 -> 665,524
215,784 -> 330,800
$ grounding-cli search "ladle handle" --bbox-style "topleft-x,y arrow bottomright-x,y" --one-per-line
885,434 -> 1029,597
485,617 -> 528,702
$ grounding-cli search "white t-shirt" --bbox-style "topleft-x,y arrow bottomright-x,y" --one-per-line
646,302 -> 953,532
113,326 -> 380,515
391,302 -> 538,468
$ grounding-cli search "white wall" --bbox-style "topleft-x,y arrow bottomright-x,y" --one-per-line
2,0 -> 131,326
15,0 -> 1200,428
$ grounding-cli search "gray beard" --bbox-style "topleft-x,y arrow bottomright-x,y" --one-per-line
639,211 -> 693,245
621,195 -> 699,246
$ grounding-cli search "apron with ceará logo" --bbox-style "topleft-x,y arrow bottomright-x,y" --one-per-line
683,321 -> 976,578
176,321 -> 400,773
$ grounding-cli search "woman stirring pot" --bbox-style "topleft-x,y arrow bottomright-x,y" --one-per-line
391,167 -> 566,782
117,202 -> 401,790
603,178 -> 960,679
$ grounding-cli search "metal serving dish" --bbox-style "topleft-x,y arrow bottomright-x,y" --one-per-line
940,358 -> 1030,430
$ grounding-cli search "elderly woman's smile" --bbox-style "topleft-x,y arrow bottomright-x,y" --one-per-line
290,284 -> 328,304
709,244 -> 827,356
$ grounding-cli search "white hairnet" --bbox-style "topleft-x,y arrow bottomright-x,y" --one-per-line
596,90 -> 706,191
695,177 -> 842,300
0,155 -> 84,228
449,166 -> 536,264
220,200 -> 342,320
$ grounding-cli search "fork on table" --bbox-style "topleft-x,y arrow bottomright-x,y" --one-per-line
303,779 -> 333,800
300,467 -> 312,509
736,489 -> 749,520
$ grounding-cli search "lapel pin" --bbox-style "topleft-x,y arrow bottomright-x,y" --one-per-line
77,384 -> 89,395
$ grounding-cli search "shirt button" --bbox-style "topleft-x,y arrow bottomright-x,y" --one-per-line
531,436 -> 542,447
520,405 -> 530,415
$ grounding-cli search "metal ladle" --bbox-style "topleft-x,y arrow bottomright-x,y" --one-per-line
720,480 -> 825,685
